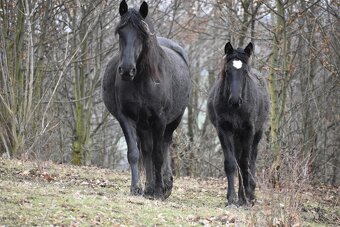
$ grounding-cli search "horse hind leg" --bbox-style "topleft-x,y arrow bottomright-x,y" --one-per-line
151,115 -> 183,200
248,130 -> 262,202
162,115 -> 183,199
162,139 -> 173,199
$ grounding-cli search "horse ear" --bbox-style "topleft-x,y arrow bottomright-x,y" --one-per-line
140,1 -> 148,19
224,42 -> 233,55
245,42 -> 254,56
119,0 -> 128,16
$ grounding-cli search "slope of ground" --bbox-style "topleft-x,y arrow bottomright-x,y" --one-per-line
0,157 -> 338,226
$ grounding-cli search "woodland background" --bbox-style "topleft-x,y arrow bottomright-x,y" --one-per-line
0,0 -> 339,186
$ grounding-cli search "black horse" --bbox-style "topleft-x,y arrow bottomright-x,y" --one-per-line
207,42 -> 269,205
102,0 -> 191,199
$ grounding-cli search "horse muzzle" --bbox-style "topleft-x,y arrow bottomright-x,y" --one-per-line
228,96 -> 243,108
118,65 -> 136,81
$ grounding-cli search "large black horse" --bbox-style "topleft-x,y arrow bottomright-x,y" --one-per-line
102,0 -> 191,199
207,42 -> 269,205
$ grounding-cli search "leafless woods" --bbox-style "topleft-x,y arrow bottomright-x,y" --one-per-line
0,0 -> 338,185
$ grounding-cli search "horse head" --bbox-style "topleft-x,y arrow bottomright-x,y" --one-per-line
223,42 -> 253,108
116,0 -> 154,81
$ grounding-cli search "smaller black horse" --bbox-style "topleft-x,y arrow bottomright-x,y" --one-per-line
207,42 -> 269,205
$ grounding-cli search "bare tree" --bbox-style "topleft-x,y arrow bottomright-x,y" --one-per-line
0,0 -> 338,185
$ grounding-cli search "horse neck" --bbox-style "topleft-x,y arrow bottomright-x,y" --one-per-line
241,69 -> 257,103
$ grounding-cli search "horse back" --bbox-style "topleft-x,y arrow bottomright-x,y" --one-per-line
248,69 -> 270,129
157,37 -> 189,66
154,38 -> 191,122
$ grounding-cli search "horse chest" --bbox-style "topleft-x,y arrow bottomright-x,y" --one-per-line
119,88 -> 163,122
216,104 -> 252,132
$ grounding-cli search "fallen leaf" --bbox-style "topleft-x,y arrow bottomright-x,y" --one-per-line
42,172 -> 54,182
21,170 -> 31,176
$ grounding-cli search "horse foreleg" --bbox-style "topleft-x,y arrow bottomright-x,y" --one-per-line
119,118 -> 143,196
238,127 -> 255,205
218,129 -> 237,206
138,129 -> 155,198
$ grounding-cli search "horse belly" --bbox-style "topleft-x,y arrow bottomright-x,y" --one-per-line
166,63 -> 191,122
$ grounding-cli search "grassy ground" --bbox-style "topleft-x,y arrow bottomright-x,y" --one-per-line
0,157 -> 339,226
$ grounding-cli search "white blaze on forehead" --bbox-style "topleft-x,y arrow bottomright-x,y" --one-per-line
232,60 -> 243,69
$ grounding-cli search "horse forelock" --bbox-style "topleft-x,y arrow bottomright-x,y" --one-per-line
115,9 -> 155,39
226,55 -> 248,65
225,48 -> 250,64
220,54 -> 252,81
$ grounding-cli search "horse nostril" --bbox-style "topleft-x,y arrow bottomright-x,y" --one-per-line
130,68 -> 136,76
118,66 -> 123,75
239,98 -> 243,105
228,96 -> 242,108
228,96 -> 232,105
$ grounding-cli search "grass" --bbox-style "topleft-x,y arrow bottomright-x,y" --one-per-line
0,157 -> 339,226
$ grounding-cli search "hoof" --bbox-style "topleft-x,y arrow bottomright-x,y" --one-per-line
247,194 -> 256,206
130,186 -> 143,196
237,198 -> 248,206
143,187 -> 154,200
163,187 -> 172,199
163,176 -> 173,199
226,196 -> 238,206
154,187 -> 165,200
247,190 -> 256,201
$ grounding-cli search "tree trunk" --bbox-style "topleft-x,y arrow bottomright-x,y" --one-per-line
268,0 -> 288,186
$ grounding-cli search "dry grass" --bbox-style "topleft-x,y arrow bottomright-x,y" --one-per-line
0,157 -> 338,226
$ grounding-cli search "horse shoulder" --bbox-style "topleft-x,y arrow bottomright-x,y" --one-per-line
207,80 -> 227,126
207,87 -> 217,125
102,56 -> 119,90
102,56 -> 120,115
